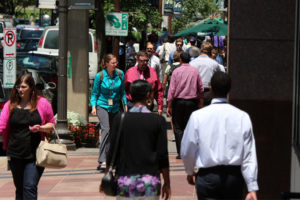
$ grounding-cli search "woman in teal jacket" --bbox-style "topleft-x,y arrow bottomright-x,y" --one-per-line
90,54 -> 127,170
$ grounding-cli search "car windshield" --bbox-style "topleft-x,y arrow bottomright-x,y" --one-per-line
17,54 -> 57,71
20,30 -> 43,39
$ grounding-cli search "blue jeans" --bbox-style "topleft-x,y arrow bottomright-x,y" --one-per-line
9,157 -> 44,200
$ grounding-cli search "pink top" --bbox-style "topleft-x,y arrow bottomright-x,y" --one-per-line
125,65 -> 164,110
167,63 -> 204,101
0,97 -> 55,150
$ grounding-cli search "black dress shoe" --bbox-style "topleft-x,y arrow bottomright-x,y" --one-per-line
176,155 -> 181,159
96,163 -> 103,170
96,164 -> 102,170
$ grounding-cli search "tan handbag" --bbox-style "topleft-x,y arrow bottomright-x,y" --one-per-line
36,125 -> 67,168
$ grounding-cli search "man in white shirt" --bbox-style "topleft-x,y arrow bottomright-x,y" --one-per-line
190,42 -> 224,106
181,71 -> 258,200
146,41 -> 163,82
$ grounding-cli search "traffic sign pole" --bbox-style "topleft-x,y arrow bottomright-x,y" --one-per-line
3,28 -> 17,88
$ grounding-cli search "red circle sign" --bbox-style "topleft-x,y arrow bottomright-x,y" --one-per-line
4,31 -> 16,47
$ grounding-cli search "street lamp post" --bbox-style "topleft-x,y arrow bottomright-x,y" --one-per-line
57,0 -> 75,150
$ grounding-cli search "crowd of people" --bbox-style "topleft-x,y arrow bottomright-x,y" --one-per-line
0,34 -> 258,200
92,34 -> 258,200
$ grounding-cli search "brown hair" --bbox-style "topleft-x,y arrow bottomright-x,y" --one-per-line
211,48 -> 219,55
136,50 -> 149,59
173,51 -> 182,62
100,54 -> 116,70
201,42 -> 213,55
9,73 -> 39,114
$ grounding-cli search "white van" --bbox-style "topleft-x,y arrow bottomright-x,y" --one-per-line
36,26 -> 98,81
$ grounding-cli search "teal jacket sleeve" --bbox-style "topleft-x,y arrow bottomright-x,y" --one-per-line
90,73 -> 101,107
120,71 -> 127,105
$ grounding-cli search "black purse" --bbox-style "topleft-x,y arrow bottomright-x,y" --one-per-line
101,113 -> 125,196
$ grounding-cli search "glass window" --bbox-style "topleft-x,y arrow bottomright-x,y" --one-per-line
44,30 -> 59,49
19,30 -> 43,39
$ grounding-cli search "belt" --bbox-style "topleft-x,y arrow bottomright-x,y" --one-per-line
197,165 -> 241,174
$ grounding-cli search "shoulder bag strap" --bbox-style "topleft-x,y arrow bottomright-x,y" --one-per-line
109,113 -> 125,168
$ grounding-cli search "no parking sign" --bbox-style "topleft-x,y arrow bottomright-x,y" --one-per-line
2,28 -> 16,88
3,28 -> 17,58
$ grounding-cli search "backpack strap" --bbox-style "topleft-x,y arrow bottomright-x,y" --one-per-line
98,69 -> 122,85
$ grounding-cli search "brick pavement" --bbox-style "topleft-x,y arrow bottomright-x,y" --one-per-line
0,114 -> 196,200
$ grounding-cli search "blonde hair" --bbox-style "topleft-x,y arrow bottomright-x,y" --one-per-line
100,54 -> 116,70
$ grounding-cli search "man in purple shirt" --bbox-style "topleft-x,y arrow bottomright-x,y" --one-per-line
167,52 -> 204,159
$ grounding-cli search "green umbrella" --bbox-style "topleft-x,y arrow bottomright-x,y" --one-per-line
174,18 -> 228,37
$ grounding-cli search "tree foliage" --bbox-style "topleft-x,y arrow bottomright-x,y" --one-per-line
0,0 -> 38,16
172,0 -> 218,34
0,0 -> 17,15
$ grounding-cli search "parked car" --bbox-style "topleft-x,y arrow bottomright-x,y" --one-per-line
36,26 -> 98,82
0,52 -> 58,114
16,26 -> 44,53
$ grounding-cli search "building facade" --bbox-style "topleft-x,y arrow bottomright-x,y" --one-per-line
228,0 -> 298,199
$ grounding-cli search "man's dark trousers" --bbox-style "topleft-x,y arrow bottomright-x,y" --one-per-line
172,98 -> 199,157
195,165 -> 244,200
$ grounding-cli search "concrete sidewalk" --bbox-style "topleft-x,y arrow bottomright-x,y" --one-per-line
0,114 -> 196,200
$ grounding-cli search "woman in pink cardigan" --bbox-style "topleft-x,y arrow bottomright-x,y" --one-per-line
0,73 -> 55,200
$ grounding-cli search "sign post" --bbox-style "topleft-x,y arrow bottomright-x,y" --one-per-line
3,28 -> 16,88
105,12 -> 128,36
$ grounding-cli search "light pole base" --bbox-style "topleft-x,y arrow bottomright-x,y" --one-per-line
55,123 -> 77,151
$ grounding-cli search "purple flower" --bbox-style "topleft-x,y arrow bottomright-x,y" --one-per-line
129,185 -> 135,194
151,176 -> 160,186
124,176 -> 131,186
136,183 -> 145,192
141,175 -> 152,183
118,178 -> 124,187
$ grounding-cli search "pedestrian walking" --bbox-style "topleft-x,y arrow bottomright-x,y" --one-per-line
158,35 -> 176,69
185,36 -> 200,55
0,73 -> 55,200
162,51 -> 181,97
167,52 -> 204,159
125,37 -> 137,71
125,51 -> 163,115
190,42 -> 224,106
146,41 -> 163,82
102,80 -> 171,200
168,38 -> 184,66
211,48 -> 226,72
181,71 -> 258,200
90,54 -> 127,171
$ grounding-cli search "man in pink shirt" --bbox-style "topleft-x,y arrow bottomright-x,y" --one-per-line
125,51 -> 164,115
167,52 -> 204,159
